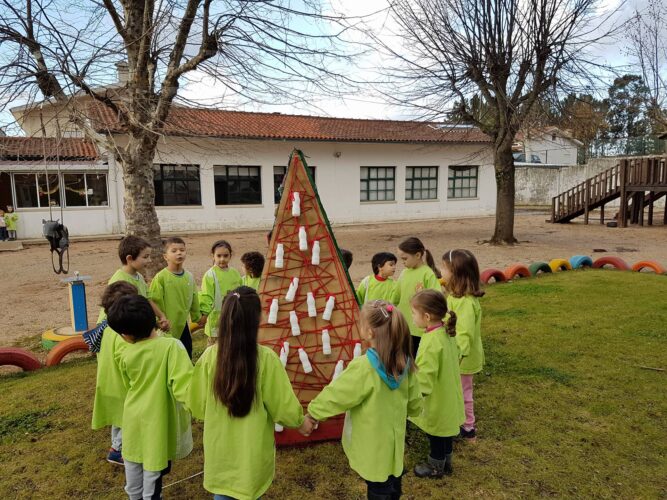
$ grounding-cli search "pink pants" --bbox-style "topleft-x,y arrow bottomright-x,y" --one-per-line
461,374 -> 475,431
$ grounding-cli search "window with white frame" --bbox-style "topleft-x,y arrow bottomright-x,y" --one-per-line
406,166 -> 438,200
13,173 -> 61,208
273,165 -> 316,204
448,166 -> 479,199
12,172 -> 109,208
62,173 -> 109,206
360,166 -> 395,202
214,165 -> 262,205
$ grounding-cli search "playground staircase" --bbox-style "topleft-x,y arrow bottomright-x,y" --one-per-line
551,156 -> 667,226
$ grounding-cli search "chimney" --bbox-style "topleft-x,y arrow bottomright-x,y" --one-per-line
115,61 -> 129,84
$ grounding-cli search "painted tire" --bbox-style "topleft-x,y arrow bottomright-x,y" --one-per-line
631,260 -> 666,274
480,268 -> 507,284
41,328 -> 82,351
45,337 -> 91,367
549,259 -> 572,272
0,347 -> 42,371
528,262 -> 552,276
569,255 -> 594,269
504,264 -> 531,280
592,256 -> 630,271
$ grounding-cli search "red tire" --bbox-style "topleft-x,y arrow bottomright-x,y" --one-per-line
504,264 -> 531,280
45,337 -> 90,367
631,260 -> 666,274
592,256 -> 630,271
480,268 -> 507,284
0,347 -> 42,371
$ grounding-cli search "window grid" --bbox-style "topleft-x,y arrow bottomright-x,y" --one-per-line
448,166 -> 479,199
273,165 -> 316,204
214,165 -> 262,205
360,166 -> 395,202
12,172 -> 109,208
154,164 -> 201,206
406,166 -> 438,200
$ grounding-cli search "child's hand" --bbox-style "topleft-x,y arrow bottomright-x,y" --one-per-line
198,315 -> 208,328
158,317 -> 171,331
415,282 -> 424,292
298,414 -> 318,436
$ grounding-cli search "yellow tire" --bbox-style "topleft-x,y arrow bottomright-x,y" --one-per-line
549,258 -> 572,272
42,327 -> 82,351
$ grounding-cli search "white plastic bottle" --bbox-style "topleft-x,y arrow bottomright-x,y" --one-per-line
321,329 -> 332,355
298,348 -> 313,374
290,311 -> 301,336
311,240 -> 320,265
332,360 -> 345,381
268,299 -> 279,324
322,295 -> 335,321
307,292 -> 317,317
292,192 -> 301,217
353,342 -> 362,358
298,226 -> 308,251
283,341 -> 290,357
285,277 -> 299,302
275,243 -> 284,269
279,345 -> 288,367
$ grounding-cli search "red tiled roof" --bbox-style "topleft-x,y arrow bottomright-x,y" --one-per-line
89,104 -> 491,144
0,137 -> 99,161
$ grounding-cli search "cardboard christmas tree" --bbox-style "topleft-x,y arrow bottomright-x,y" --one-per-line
258,149 -> 362,446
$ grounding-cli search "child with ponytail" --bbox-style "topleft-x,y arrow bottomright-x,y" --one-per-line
441,249 -> 485,440
396,237 -> 441,354
307,301 -> 422,500
188,286 -> 310,499
409,289 -> 464,478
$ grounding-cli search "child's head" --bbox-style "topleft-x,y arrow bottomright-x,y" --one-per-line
410,289 -> 457,336
371,252 -> 397,277
6,205 -> 13,213
266,229 -> 273,246
240,251 -> 265,279
441,249 -> 484,298
398,237 -> 441,278
163,237 -> 186,266
211,240 -> 232,268
340,248 -> 353,269
100,281 -> 138,313
213,286 -> 261,418
0,209 -> 4,216
107,295 -> 156,340
118,235 -> 151,271
360,300 -> 415,379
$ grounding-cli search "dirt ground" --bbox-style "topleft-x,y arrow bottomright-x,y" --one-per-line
1,211 -> 665,346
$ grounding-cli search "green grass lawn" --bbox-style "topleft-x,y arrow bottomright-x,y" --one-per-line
1,271 -> 666,499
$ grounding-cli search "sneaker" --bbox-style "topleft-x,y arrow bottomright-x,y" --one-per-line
107,448 -> 124,465
459,426 -> 477,441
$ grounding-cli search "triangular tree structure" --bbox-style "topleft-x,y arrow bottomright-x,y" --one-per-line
258,149 -> 362,446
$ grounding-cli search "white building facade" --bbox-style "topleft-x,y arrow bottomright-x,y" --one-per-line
1,109 -> 496,239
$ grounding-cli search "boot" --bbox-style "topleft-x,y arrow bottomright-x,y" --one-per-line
414,456 -> 446,478
367,491 -> 392,500
444,452 -> 454,475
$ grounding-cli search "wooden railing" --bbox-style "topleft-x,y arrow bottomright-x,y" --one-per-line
625,157 -> 667,188
551,164 -> 620,222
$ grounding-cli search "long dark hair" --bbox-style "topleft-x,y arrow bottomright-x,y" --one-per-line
213,286 -> 261,417
398,237 -> 441,278
361,300 -> 415,378
411,289 -> 457,337
442,249 -> 485,298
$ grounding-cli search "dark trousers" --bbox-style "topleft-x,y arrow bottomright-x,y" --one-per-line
427,434 -> 453,460
180,324 -> 193,359
0,227 -> 7,240
366,475 -> 402,499
411,336 -> 421,357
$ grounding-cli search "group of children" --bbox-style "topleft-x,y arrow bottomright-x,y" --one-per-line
0,205 -> 18,241
90,234 -> 484,500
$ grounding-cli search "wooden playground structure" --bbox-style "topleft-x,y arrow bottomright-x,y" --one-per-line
551,156 -> 667,226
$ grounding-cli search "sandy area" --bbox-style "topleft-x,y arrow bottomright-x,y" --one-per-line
1,211 -> 665,346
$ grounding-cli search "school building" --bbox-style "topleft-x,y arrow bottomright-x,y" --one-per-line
1,105 -> 496,239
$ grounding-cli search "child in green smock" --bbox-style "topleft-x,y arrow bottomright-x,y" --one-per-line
109,294 -> 193,500
150,237 -> 201,358
4,205 -> 18,240
357,251 -> 401,305
307,301 -> 422,499
409,289 -> 465,478
94,235 -> 169,465
441,249 -> 485,441
189,286 -> 310,499
396,237 -> 442,355
199,240 -> 242,345
240,250 -> 265,290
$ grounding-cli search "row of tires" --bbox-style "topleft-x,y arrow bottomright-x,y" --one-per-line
480,256 -> 666,284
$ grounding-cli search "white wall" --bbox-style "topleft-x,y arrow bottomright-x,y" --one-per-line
525,135 -> 578,165
119,138 -> 496,231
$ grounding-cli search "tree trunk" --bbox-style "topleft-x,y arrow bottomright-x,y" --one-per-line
119,134 -> 164,276
491,134 -> 518,245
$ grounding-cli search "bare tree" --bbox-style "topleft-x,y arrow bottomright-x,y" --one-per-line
383,0 -> 615,243
0,0 -> 352,273
627,0 -> 667,132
